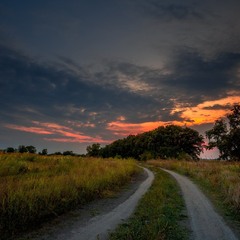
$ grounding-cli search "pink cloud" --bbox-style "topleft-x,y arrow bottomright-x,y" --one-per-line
5,121 -> 109,143
44,137 -> 110,143
33,121 -> 72,131
5,124 -> 53,135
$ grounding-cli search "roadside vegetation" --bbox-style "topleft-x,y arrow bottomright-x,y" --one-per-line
110,166 -> 188,240
0,153 -> 139,239
148,160 -> 240,224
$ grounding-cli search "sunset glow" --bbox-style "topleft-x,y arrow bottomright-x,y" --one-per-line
1,1 -> 240,155
5,122 -> 109,144
174,96 -> 240,125
107,120 -> 186,136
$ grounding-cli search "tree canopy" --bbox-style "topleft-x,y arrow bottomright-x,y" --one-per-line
87,125 -> 204,160
206,104 -> 240,161
86,143 -> 101,157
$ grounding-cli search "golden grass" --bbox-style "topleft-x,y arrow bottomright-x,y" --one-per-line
148,160 -> 240,217
0,153 -> 139,239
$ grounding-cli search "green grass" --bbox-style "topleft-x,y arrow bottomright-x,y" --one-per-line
109,166 -> 189,240
0,153 -> 139,239
148,160 -> 240,225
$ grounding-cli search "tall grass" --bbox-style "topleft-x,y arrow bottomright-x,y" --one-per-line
148,160 -> 240,221
0,153 -> 139,239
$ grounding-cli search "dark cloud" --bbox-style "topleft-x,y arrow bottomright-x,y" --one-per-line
2,44 -> 239,118
141,0 -> 203,21
202,104 -> 233,111
160,50 -> 240,104
0,44 -> 180,137
99,50 -> 240,108
0,42 -> 239,154
0,1 -> 239,157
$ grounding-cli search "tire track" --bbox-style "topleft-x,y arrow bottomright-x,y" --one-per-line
163,169 -> 238,240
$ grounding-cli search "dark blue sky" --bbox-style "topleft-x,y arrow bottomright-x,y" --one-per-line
0,0 -> 240,157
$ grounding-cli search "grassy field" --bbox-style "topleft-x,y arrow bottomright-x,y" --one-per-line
147,160 -> 240,224
0,153 -> 139,239
110,166 -> 188,240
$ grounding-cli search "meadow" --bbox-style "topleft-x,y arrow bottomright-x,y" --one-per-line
0,153 -> 139,239
147,160 -> 240,223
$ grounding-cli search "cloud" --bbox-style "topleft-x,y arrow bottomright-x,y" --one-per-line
1,43 -> 239,150
5,121 -> 109,144
93,61 -> 156,94
202,104 -> 233,111
161,50 -> 240,105
0,44 -> 179,129
5,124 -> 53,135
107,120 -> 186,136
143,1 -> 203,21
173,96 -> 240,125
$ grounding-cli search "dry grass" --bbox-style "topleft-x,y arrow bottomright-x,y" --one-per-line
0,153 -> 139,239
148,160 -> 240,219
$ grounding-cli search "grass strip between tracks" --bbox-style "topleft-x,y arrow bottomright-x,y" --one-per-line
110,165 -> 189,240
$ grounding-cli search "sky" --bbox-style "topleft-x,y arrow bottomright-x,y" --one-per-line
0,0 -> 240,157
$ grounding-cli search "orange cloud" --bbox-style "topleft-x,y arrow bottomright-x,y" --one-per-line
107,120 -> 185,136
173,95 -> 240,125
107,95 -> 240,137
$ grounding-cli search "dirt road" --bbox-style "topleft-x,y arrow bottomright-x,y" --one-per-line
163,169 -> 238,240
26,167 -> 154,240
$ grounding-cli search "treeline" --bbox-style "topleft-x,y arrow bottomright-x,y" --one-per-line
3,104 -> 239,161
87,104 -> 240,161
3,145 -> 44,154
1,146 -> 82,156
87,125 -> 204,160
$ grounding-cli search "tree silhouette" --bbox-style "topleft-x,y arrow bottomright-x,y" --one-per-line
206,104 -> 240,160
39,149 -> 48,155
93,125 -> 203,160
18,145 -> 28,153
6,147 -> 15,153
86,143 -> 101,157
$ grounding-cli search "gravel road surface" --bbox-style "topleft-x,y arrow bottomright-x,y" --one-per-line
163,169 -> 238,240
24,167 -> 154,240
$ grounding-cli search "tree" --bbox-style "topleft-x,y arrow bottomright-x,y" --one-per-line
206,119 -> 229,159
206,104 -> 240,160
6,147 -> 15,153
53,151 -> 62,155
39,149 -> 48,155
94,125 -> 204,160
63,150 -> 74,156
18,145 -> 28,153
86,143 -> 101,157
26,145 -> 37,154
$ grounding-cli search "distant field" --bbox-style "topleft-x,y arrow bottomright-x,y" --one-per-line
148,160 -> 240,223
0,153 -> 139,239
